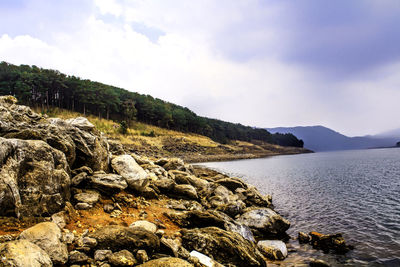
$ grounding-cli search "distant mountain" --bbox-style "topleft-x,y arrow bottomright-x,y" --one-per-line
266,126 -> 400,152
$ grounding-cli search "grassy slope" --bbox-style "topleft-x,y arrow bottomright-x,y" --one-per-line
38,108 -> 312,162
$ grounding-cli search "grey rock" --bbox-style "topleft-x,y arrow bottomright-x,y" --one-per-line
94,249 -> 112,261
237,208 -> 290,237
88,173 -> 127,194
0,137 -> 70,217
0,239 -> 52,267
129,220 -> 158,233
19,222 -> 68,264
66,117 -> 95,131
257,240 -> 288,260
69,250 -> 89,264
82,237 -> 98,248
74,190 -> 100,204
51,211 -> 66,229
75,202 -> 92,210
111,155 -> 149,191
173,184 -> 198,199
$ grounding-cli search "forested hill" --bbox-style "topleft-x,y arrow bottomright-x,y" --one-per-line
0,61 -> 303,147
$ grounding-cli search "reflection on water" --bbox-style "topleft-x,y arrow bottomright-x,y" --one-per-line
198,148 -> 400,266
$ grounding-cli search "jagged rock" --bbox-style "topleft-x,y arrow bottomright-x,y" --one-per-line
88,173 -> 128,194
237,208 -> 290,238
109,250 -> 137,266
173,184 -> 198,199
189,250 -> 224,267
0,239 -> 52,267
19,222 -> 68,264
129,220 -> 158,233
257,240 -> 288,260
298,231 -> 311,243
111,155 -> 149,191
94,249 -> 112,261
74,190 -> 100,205
160,237 -> 190,259
238,186 -> 272,208
181,227 -> 266,267
71,166 -> 93,176
89,225 -> 160,252
66,117 -> 95,131
0,96 -> 109,171
309,232 -> 353,254
137,257 -> 193,267
0,137 -> 70,217
69,250 -> 90,264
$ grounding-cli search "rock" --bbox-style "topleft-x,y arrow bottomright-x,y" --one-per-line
0,137 -> 70,217
62,231 -> 75,244
19,222 -> 68,264
309,259 -> 331,267
162,158 -> 185,171
136,257 -> 193,267
89,225 -> 160,252
237,208 -> 290,238
74,190 -> 100,204
214,177 -> 247,191
309,232 -> 353,254
160,237 -> 190,259
136,250 -> 149,263
94,249 -> 112,261
104,204 -> 115,213
82,237 -> 98,248
109,250 -> 137,266
0,239 -> 52,267
240,186 -> 272,208
111,155 -> 149,191
153,178 -> 176,192
189,250 -> 224,267
88,173 -> 128,194
173,184 -> 198,199
71,166 -> 93,176
298,232 -> 311,243
257,240 -> 288,260
71,172 -> 88,186
66,117 -> 95,131
75,202 -> 92,210
51,211 -> 66,229
181,227 -> 266,267
129,220 -> 158,233
69,250 -> 90,264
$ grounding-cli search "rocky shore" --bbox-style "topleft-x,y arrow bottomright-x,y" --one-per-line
0,96 -> 350,267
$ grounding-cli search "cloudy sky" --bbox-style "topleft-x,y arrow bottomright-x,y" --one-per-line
0,0 -> 399,136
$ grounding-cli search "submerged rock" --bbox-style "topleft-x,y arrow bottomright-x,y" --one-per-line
0,137 -> 70,217
19,222 -> 68,264
0,239 -> 52,267
181,227 -> 266,267
309,231 -> 353,254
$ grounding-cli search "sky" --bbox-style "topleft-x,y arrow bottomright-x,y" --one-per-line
0,0 -> 399,136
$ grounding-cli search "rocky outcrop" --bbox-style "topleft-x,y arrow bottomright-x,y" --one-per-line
0,96 -> 109,172
19,222 -> 68,264
181,227 -> 266,267
0,137 -> 70,217
0,239 -> 52,267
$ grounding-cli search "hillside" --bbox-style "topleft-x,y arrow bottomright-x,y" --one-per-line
44,108 -> 311,162
0,61 -> 303,147
267,126 -> 399,152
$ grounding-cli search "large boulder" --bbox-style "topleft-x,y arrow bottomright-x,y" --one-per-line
19,222 -> 68,265
0,96 -> 109,171
237,208 -> 290,237
181,227 -> 266,267
88,225 -> 160,252
0,240 -> 52,267
0,137 -> 70,217
137,257 -> 193,267
111,155 -> 149,191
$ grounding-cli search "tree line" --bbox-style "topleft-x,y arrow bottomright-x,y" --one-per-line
0,61 -> 304,147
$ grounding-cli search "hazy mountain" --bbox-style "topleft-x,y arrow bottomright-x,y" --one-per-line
266,126 -> 400,152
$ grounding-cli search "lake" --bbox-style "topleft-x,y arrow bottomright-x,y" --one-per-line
198,148 -> 400,266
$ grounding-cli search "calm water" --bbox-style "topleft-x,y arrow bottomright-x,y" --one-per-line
198,148 -> 400,266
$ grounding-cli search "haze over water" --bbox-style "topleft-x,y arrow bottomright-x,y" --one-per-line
199,148 -> 400,266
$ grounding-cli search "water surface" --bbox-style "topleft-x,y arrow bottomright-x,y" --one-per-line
198,148 -> 400,266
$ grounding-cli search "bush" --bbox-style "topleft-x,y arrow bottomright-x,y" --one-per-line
119,121 -> 128,135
